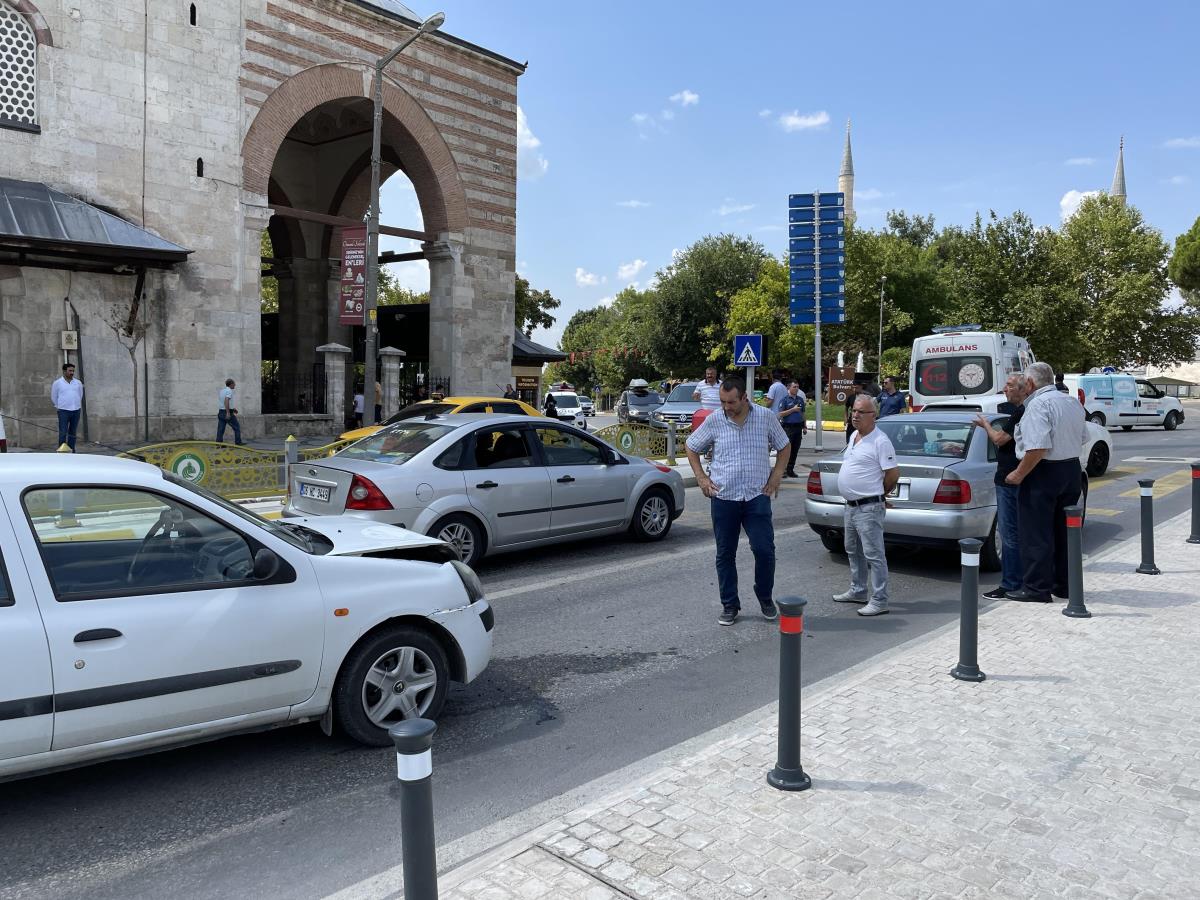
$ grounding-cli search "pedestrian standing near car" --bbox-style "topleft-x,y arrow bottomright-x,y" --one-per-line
217,377 -> 245,445
1005,362 -> 1086,602
50,363 -> 84,451
543,392 -> 558,419
778,379 -> 807,478
766,369 -> 788,414
373,380 -> 383,424
843,382 -> 862,444
352,386 -> 365,428
877,376 -> 907,418
693,366 -> 722,411
686,378 -> 791,626
974,374 -> 1028,599
834,393 -> 901,616
503,383 -> 517,400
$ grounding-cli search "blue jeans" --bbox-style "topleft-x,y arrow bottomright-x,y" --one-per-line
844,501 -> 889,607
56,408 -> 80,451
711,494 -> 775,612
217,410 -> 241,443
995,482 -> 1023,591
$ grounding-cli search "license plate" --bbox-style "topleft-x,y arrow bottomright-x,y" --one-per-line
299,483 -> 330,502
886,484 -> 910,501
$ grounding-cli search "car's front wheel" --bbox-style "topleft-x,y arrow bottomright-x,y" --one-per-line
820,529 -> 845,554
630,489 -> 673,542
333,626 -> 451,746
1164,411 -> 1179,431
1086,441 -> 1110,477
1087,411 -> 1106,427
429,513 -> 486,568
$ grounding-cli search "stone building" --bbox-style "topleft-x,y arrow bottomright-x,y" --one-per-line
0,0 -> 523,447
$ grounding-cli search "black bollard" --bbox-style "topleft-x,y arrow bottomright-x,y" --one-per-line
767,596 -> 812,792
1136,478 -> 1161,575
950,538 -> 986,682
1062,505 -> 1091,618
1189,464 -> 1200,545
389,719 -> 440,900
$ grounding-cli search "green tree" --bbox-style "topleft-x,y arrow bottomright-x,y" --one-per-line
514,275 -> 562,337
377,267 -> 428,305
548,306 -> 612,389
1168,214 -> 1200,304
646,234 -> 770,374
885,211 -> 937,249
724,256 -> 813,374
260,231 -> 279,314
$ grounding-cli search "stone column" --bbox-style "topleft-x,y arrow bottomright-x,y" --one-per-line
379,346 -> 406,421
317,343 -> 351,428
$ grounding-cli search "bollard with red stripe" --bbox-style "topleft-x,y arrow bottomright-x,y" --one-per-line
1188,464 -> 1200,545
1136,478 -> 1161,575
1062,505 -> 1090,618
767,596 -> 812,792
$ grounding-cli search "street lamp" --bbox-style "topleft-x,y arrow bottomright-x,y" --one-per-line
362,11 -> 445,422
877,274 -> 887,377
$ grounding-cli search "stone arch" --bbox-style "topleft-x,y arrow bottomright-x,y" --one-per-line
6,0 -> 53,46
241,63 -> 468,235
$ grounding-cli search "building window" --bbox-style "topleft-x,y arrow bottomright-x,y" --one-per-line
0,3 -> 38,131
189,3 -> 197,26
196,157 -> 204,177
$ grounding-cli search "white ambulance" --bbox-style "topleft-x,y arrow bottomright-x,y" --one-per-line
909,327 -> 1035,411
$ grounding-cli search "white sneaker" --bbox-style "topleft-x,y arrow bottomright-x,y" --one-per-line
833,590 -> 868,603
857,603 -> 890,617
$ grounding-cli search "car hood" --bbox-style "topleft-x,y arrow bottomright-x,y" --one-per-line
287,515 -> 447,556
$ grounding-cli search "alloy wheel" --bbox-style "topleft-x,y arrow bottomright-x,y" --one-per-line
361,646 -> 438,726
438,522 -> 476,562
641,495 -> 670,536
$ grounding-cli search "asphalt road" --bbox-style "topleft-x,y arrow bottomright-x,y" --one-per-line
2,420 -> 1196,899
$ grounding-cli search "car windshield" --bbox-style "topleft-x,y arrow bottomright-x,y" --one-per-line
668,384 -> 699,402
876,420 -> 976,459
336,422 -> 455,465
628,391 -> 662,406
384,402 -> 454,425
553,393 -> 580,409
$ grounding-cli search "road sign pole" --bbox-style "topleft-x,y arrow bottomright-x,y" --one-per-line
813,320 -> 823,453
812,192 -> 823,453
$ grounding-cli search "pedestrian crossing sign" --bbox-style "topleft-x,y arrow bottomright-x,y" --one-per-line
733,334 -> 763,367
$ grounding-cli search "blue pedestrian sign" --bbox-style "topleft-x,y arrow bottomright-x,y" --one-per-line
733,334 -> 763,367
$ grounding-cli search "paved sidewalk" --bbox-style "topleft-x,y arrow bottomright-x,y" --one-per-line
432,512 -> 1199,899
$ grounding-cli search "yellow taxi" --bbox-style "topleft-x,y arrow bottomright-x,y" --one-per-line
339,396 -> 543,442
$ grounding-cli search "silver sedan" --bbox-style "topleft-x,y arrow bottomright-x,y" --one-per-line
284,414 -> 685,567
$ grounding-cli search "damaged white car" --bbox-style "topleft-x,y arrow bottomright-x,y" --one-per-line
0,455 -> 492,781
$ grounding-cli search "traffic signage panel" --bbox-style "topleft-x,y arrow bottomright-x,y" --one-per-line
733,334 -> 763,367
790,310 -> 845,325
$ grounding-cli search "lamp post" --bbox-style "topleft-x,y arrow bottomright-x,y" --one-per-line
877,274 -> 887,376
362,11 -> 445,422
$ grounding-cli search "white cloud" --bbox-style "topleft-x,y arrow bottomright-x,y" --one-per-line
598,295 -> 614,307
669,89 -> 699,107
1164,136 -> 1200,149
617,199 -> 651,208
631,112 -> 652,124
717,199 -> 756,216
778,110 -> 830,132
856,187 -> 886,201
617,259 -> 647,280
1165,175 -> 1191,186
660,109 -> 676,121
516,107 -> 549,180
1065,157 -> 1096,166
758,108 -> 773,118
1060,189 -> 1100,221
575,267 -> 600,287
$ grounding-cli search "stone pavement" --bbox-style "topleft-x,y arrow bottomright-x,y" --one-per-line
434,511 -> 1200,900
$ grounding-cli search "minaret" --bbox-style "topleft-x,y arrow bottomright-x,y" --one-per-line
1110,136 -> 1127,206
838,118 -> 855,223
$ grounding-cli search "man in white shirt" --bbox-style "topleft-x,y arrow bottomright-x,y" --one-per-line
766,369 -> 789,413
50,363 -> 84,451
217,378 -> 244,445
692,366 -> 722,411
834,394 -> 901,616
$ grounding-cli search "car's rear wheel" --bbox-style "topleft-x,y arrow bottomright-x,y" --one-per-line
1087,412 -> 1106,427
429,513 -> 486,567
1164,411 -> 1179,431
333,626 -> 450,746
1122,425 -> 1133,431
1086,442 -> 1110,477
979,519 -> 1001,572
820,529 -> 845,554
630,489 -> 673,542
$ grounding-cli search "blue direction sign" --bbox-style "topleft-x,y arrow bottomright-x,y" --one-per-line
733,334 -> 763,367
788,190 -> 846,327
790,310 -> 845,325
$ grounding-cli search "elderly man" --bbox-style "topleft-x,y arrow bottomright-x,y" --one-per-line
686,378 -> 791,626
974,374 -> 1028,599
1005,362 -> 1086,602
834,393 -> 901,616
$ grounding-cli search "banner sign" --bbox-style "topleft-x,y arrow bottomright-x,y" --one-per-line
339,226 -> 367,326
826,366 -> 857,405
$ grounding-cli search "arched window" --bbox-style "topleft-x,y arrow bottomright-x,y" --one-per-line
189,3 -> 197,26
0,3 -> 38,130
196,157 -> 204,177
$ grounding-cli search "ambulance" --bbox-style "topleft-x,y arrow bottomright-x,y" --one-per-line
908,326 -> 1035,411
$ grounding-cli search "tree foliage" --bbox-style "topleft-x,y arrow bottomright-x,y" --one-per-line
514,274 -> 561,337
725,256 -> 812,374
1169,214 -> 1200,304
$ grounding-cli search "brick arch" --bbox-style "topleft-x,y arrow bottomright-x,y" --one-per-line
8,0 -> 53,46
242,63 -> 468,235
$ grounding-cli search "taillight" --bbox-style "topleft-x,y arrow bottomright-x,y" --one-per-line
654,464 -> 671,473
1077,388 -> 1085,407
807,470 -> 823,495
911,403 -> 924,412
346,474 -> 393,510
933,478 -> 972,504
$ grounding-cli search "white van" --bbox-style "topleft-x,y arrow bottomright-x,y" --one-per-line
909,327 -> 1035,411
1062,373 -> 1185,431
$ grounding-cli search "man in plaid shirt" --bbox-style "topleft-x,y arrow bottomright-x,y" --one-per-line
686,378 -> 791,626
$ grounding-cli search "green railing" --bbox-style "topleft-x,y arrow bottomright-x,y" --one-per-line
592,423 -> 690,464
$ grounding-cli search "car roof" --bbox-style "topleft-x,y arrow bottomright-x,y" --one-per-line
0,453 -> 163,485
886,411 -> 997,423
382,413 -> 550,428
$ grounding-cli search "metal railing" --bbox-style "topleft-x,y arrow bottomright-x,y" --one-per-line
592,423 -> 690,463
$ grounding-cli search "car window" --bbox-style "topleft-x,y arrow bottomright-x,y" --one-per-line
386,402 -> 454,424
23,487 -> 259,601
435,437 -> 468,470
1137,381 -> 1159,399
490,401 -> 524,414
337,422 -> 455,465
628,392 -> 663,406
470,427 -> 536,469
0,548 -> 12,607
667,384 -> 699,402
878,421 -> 975,458
552,393 -> 580,409
535,428 -> 606,466
460,403 -> 491,413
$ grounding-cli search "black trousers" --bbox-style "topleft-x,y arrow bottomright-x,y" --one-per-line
784,424 -> 804,473
1018,458 -> 1082,595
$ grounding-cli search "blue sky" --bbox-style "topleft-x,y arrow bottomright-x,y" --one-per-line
380,0 -> 1200,349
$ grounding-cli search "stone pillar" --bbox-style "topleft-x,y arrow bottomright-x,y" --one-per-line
379,346 -> 406,421
317,343 -> 351,428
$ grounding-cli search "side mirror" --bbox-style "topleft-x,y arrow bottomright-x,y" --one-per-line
253,548 -> 281,580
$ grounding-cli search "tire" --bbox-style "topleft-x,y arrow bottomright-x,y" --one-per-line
630,488 -> 674,542
332,626 -> 451,745
979,519 -> 1001,572
1087,412 -> 1106,427
1121,425 -> 1133,432
1085,442 -> 1110,477
429,513 -> 486,567
820,529 -> 846,554
1164,411 -> 1179,431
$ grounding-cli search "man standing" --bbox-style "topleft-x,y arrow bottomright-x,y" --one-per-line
352,387 -> 365,428
686,378 -> 791,626
766,369 -> 788,414
843,382 -> 862,443
974,374 -> 1027,599
834,394 -> 901,616
503,383 -> 517,400
777,379 -> 806,478
1005,362 -> 1086,602
373,380 -> 383,425
877,376 -> 907,418
217,378 -> 244,445
692,366 -> 722,411
543,392 -> 558,419
51,363 -> 84,451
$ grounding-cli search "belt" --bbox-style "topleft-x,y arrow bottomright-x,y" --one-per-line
845,494 -> 884,508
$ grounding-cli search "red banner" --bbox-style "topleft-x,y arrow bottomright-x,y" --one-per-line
339,226 -> 367,326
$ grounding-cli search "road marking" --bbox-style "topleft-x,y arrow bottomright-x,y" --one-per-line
1085,508 -> 1121,517
1090,467 -> 1143,487
1118,468 -> 1192,499
1121,456 -> 1200,464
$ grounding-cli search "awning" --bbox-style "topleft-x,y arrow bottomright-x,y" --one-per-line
0,177 -> 191,273
513,331 -> 565,365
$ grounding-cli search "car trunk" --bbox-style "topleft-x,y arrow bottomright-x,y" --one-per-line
817,458 -> 974,510
288,463 -> 355,514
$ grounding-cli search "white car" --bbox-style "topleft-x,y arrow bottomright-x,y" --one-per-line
548,391 -> 588,429
0,455 -> 492,781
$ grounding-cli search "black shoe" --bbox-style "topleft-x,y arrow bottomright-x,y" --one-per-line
1052,586 -> 1069,599
784,471 -> 798,478
982,588 -> 1010,600
759,600 -> 779,620
718,609 -> 738,626
1005,589 -> 1053,603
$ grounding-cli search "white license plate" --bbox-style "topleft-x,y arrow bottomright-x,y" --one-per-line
886,484 -> 910,501
299,483 -> 331,502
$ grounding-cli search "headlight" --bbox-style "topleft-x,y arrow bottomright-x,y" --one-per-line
652,412 -> 663,420
450,560 -> 484,603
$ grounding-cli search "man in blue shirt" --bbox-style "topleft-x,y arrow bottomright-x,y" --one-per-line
877,376 -> 907,417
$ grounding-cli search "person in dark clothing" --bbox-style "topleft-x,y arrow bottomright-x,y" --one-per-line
974,374 -> 1028,598
543,393 -> 558,418
503,384 -> 517,399
1054,372 -> 1069,393
777,380 -> 807,477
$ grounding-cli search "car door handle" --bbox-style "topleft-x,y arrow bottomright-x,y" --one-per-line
475,480 -> 498,489
557,475 -> 576,483
74,628 -> 122,643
